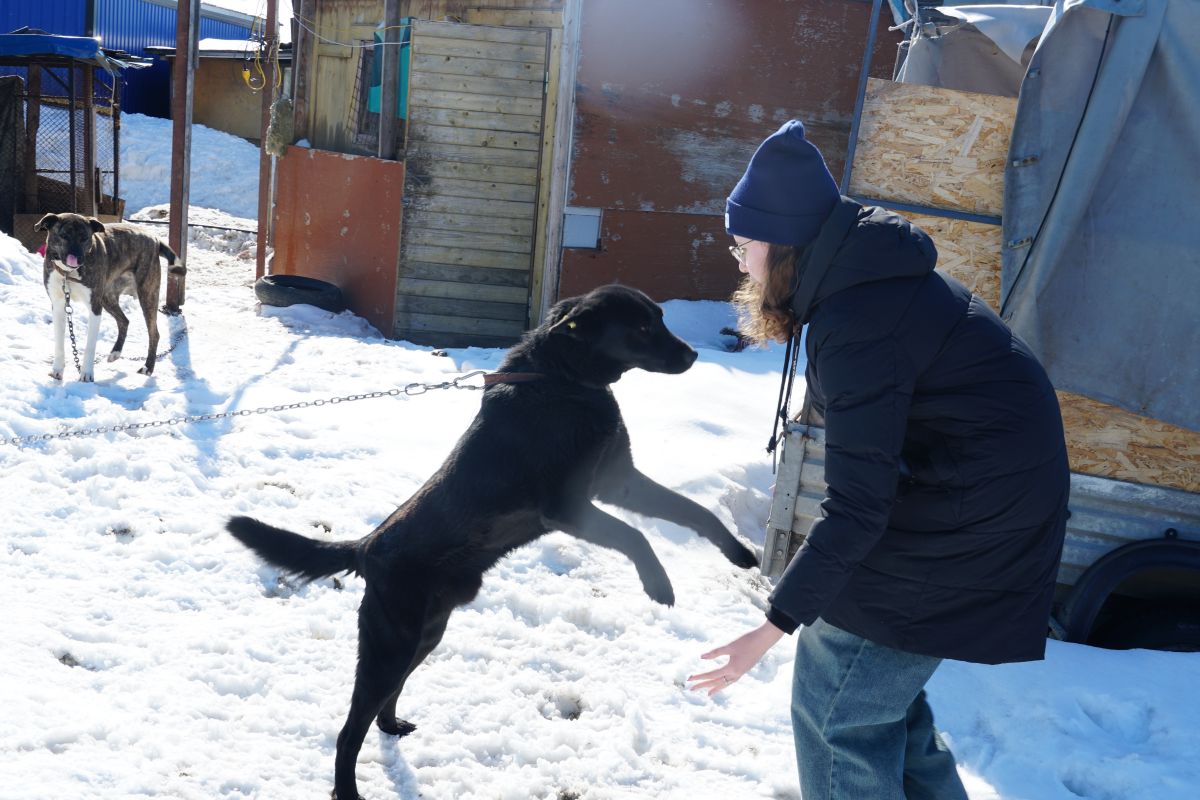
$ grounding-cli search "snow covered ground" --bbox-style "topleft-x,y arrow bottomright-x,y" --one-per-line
0,116 -> 1197,800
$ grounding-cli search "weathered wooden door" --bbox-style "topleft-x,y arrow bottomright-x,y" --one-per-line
396,19 -> 550,347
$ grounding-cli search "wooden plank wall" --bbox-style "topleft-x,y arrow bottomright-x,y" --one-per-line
852,79 -> 1200,493
396,19 -> 550,347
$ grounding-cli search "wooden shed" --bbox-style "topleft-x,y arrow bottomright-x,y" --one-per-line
269,0 -> 898,346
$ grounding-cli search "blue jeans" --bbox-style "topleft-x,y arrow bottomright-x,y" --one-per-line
791,618 -> 969,800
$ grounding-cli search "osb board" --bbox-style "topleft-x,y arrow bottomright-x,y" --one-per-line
849,78 -> 1016,217
907,218 -> 1200,493
1059,392 -> 1200,494
908,213 -> 1001,308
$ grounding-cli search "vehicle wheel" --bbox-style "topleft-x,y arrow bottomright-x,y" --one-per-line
1090,606 -> 1200,652
254,274 -> 346,313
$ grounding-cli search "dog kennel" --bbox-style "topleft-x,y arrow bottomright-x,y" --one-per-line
0,30 -> 149,252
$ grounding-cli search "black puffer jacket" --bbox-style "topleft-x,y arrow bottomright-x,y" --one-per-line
766,198 -> 1070,664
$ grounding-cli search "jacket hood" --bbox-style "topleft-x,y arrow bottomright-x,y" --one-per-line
790,198 -> 939,324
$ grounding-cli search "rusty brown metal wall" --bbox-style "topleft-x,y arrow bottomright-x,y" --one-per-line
559,0 -> 900,301
272,145 -> 405,335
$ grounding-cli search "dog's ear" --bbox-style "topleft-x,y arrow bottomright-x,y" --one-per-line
87,217 -> 106,234
547,310 -> 585,337
544,296 -> 587,337
34,214 -> 59,232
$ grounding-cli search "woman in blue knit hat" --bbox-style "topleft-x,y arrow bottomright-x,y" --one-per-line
688,121 -> 1070,799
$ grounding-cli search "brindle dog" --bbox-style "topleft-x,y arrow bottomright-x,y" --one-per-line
38,212 -> 182,381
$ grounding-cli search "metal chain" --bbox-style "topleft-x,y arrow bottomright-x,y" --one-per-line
3,371 -> 489,449
62,279 -> 83,375
116,320 -> 189,362
59,286 -> 189,372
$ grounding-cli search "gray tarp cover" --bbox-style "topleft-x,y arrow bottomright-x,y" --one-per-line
1000,0 -> 1200,431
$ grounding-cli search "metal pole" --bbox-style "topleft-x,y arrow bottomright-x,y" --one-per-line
68,64 -> 77,212
167,0 -> 199,311
256,0 -> 279,280
83,66 -> 96,216
840,0 -> 885,195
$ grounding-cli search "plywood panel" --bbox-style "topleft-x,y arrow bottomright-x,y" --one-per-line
408,87 -> 543,117
408,122 -> 540,151
849,78 -> 1015,217
394,294 -> 528,322
396,276 -> 530,304
414,35 -> 547,64
393,309 -> 527,338
406,193 -> 535,219
1060,392 -> 1200,494
908,213 -> 1001,308
405,208 -> 535,237
401,261 -> 530,287
464,10 -> 562,28
404,226 -> 533,254
417,21 -> 548,47
408,69 -> 544,99
404,243 -> 530,270
405,140 -> 542,169
408,106 -> 542,135
407,174 -> 537,203
406,157 -> 537,186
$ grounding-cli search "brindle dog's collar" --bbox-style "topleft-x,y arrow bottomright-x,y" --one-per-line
51,261 -> 85,283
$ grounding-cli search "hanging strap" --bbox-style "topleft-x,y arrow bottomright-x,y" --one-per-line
766,331 -> 803,472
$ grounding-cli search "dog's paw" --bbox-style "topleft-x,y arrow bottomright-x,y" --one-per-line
642,571 -> 675,607
137,365 -> 154,376
49,369 -> 63,381
79,373 -> 94,383
726,541 -> 759,570
107,351 -> 122,362
376,716 -> 416,737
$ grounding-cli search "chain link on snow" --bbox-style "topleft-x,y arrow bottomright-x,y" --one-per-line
2,371 -> 489,449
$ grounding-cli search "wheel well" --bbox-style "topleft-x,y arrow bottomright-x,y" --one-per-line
1059,538 -> 1200,646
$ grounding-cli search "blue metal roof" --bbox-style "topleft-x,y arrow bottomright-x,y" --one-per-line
0,31 -> 149,72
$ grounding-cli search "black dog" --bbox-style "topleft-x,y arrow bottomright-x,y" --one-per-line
227,285 -> 758,799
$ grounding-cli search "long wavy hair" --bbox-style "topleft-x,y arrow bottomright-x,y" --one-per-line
731,243 -> 804,344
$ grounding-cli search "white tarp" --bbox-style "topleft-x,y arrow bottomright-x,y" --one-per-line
1000,0 -> 1200,431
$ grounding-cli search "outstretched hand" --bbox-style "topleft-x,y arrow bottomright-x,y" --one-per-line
687,620 -> 786,696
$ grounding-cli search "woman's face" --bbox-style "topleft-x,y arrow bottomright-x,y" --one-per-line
730,237 -> 770,285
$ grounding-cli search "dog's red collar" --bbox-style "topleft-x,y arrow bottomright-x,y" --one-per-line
483,372 -> 545,386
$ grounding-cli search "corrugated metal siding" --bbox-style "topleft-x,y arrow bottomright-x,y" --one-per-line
0,1 -> 88,37
769,426 -> 1200,588
96,0 -> 258,116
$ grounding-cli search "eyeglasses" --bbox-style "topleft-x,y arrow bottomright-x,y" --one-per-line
728,241 -> 751,263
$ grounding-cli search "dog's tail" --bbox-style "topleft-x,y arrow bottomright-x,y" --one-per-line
159,241 -> 186,276
227,516 -> 360,581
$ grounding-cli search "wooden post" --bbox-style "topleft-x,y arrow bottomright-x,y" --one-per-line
291,0 -> 313,143
167,0 -> 200,312
256,0 -> 279,280
377,0 -> 401,160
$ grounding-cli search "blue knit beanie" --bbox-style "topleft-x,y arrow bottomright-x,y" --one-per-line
725,120 -> 840,247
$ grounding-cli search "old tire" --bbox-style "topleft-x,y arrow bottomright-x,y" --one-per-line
254,274 -> 345,313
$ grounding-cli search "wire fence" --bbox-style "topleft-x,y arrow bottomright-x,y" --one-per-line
3,64 -> 120,217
